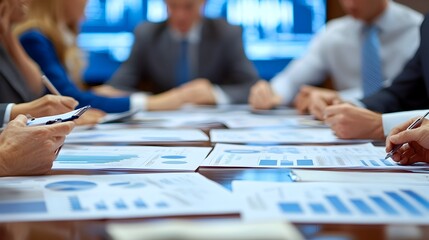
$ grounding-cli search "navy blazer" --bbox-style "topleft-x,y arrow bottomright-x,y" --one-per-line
361,14 -> 429,113
107,18 -> 259,104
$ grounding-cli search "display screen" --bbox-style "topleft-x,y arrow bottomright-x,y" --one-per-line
79,0 -> 326,83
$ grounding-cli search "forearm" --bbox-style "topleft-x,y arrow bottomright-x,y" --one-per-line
3,33 -> 43,95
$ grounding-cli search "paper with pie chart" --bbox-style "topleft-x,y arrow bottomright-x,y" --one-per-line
54,145 -> 211,171
202,143 -> 429,169
0,173 -> 239,222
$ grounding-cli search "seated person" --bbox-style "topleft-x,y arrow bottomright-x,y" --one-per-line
0,114 -> 75,176
386,117 -> 429,165
248,0 -> 422,114
320,13 -> 429,140
94,0 -> 259,110
0,0 -> 45,103
15,0 -> 142,114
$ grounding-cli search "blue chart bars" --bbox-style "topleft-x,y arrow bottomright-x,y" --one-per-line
262,183 -> 429,224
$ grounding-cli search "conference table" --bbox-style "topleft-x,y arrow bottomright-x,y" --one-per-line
1,108 -> 428,240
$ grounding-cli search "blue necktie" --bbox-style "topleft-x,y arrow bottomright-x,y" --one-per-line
177,40 -> 190,86
362,25 -> 383,97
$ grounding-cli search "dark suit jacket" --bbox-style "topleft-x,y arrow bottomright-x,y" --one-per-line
361,14 -> 429,113
0,43 -> 37,124
107,18 -> 259,103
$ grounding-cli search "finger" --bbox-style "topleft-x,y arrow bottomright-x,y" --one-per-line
42,121 -> 75,136
9,114 -> 28,126
323,105 -> 342,120
58,96 -> 79,109
389,128 -> 422,146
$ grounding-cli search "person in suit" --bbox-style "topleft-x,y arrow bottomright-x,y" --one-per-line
0,114 -> 75,176
321,14 -> 429,140
95,0 -> 259,110
0,0 -> 81,126
386,117 -> 429,165
248,0 -> 422,114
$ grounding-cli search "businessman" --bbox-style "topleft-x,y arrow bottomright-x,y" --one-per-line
249,0 -> 422,113
323,14 -> 429,140
96,0 -> 259,110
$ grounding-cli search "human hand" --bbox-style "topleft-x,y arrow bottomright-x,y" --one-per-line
294,86 -> 342,120
324,103 -> 384,139
248,80 -> 282,110
92,85 -> 130,97
0,115 -> 75,176
74,108 -> 106,126
11,95 -> 78,119
147,89 -> 185,111
386,118 -> 429,165
178,78 -> 216,105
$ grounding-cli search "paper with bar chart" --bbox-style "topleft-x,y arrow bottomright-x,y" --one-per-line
65,128 -> 208,143
0,173 -> 239,222
233,181 -> 429,224
54,145 -> 211,171
202,143 -> 428,169
210,128 -> 369,144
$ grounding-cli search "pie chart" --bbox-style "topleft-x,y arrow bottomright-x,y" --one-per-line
45,181 -> 97,191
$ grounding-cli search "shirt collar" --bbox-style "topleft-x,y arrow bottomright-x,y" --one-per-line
169,21 -> 202,43
360,2 -> 396,34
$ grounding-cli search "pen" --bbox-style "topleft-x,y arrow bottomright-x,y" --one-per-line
42,75 -> 61,95
385,111 -> 429,159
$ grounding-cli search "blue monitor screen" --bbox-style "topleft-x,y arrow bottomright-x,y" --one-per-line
79,0 -> 326,84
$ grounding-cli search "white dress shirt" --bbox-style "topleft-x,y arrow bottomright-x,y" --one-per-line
382,110 -> 429,136
271,2 -> 423,105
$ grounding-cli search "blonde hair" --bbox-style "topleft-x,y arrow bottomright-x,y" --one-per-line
14,0 -> 86,89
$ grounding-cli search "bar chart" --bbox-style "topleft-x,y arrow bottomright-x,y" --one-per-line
234,181 -> 429,224
203,143 -> 428,169
0,173 -> 239,222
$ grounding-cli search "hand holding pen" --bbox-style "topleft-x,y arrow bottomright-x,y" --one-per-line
385,111 -> 429,165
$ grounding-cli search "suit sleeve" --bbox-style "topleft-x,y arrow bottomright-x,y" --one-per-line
0,103 -> 7,125
361,16 -> 429,113
107,24 -> 148,91
217,26 -> 259,103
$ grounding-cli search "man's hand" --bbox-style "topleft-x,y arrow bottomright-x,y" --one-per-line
386,118 -> 429,165
178,78 -> 216,105
293,86 -> 342,120
324,103 -> 384,140
147,89 -> 185,111
92,85 -> 130,97
248,80 -> 282,110
11,95 -> 78,119
0,115 -> 75,176
74,108 -> 106,126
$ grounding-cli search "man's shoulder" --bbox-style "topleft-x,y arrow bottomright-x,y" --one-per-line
389,2 -> 423,25
202,18 -> 241,38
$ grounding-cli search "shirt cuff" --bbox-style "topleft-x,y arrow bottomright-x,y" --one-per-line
130,93 -> 148,111
3,103 -> 15,127
213,85 -> 231,105
382,110 -> 429,136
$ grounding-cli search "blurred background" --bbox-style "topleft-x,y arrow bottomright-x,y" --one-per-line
79,0 -> 428,85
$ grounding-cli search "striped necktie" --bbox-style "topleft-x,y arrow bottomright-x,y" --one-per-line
361,25 -> 383,97
177,40 -> 190,86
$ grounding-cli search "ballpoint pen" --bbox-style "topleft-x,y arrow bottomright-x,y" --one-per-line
42,75 -> 62,95
385,111 -> 429,159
